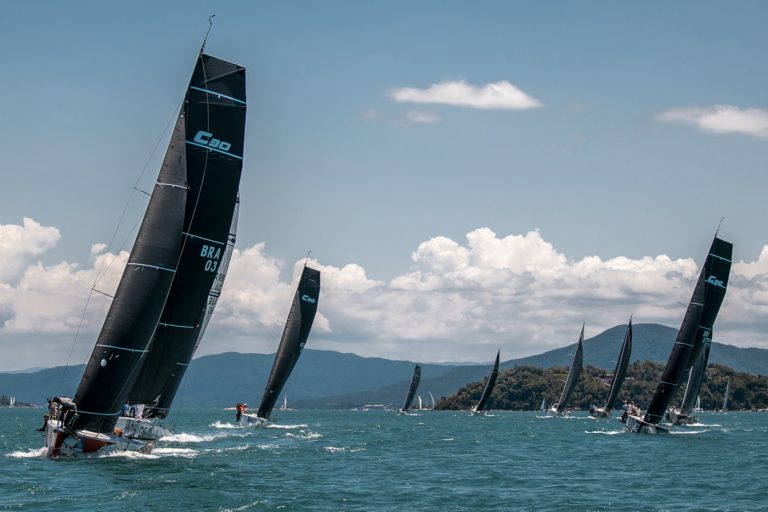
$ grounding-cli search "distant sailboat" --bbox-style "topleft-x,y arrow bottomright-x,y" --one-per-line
239,265 -> 321,426
721,379 -> 730,412
471,349 -> 500,416
590,319 -> 632,418
623,235 -> 732,434
548,326 -> 585,415
428,391 -> 436,410
539,397 -> 548,413
399,365 -> 422,415
280,396 -> 288,411
417,396 -> 423,410
9,397 -> 15,408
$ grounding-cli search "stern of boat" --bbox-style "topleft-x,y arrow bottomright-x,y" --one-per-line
240,413 -> 270,427
115,416 -> 171,441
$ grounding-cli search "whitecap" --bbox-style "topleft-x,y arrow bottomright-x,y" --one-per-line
100,450 -> 160,460
7,447 -> 47,458
586,430 -> 623,435
324,446 -> 346,453
670,430 -> 707,435
152,447 -> 198,458
160,432 -> 219,443
267,423 -> 309,430
286,431 -> 322,440
210,421 -> 241,429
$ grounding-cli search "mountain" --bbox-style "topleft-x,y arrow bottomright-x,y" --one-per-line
2,324 -> 766,409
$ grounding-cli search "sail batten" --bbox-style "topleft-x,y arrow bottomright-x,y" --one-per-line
255,266 -> 321,420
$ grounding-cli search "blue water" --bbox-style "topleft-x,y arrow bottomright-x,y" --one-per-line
2,408 -> 767,511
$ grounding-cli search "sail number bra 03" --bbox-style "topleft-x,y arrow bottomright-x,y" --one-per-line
201,244 -> 222,272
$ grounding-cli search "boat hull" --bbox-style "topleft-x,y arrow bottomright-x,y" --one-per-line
621,413 -> 669,434
589,407 -> 611,418
114,417 -> 172,441
666,408 -> 697,426
239,413 -> 270,427
44,419 -> 152,458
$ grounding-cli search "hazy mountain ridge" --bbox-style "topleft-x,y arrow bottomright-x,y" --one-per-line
1,324 -> 766,409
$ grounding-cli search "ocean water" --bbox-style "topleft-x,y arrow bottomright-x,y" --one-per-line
2,408 -> 767,511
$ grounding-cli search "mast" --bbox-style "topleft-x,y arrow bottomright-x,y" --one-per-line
256,266 -> 321,420
602,319 -> 633,414
556,326 -> 584,414
474,349 -> 501,413
72,105 -> 189,434
401,365 -> 422,412
126,54 -> 246,418
643,236 -> 732,425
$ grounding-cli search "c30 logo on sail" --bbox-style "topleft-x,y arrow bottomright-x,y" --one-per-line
301,294 -> 316,303
706,275 -> 724,287
194,130 -> 232,152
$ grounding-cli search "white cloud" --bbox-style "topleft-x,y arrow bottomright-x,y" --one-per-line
390,80 -> 542,110
405,110 -> 441,124
0,218 -> 60,283
2,218 -> 768,369
656,105 -> 768,138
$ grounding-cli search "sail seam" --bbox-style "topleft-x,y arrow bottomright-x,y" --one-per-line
95,344 -> 149,353
182,231 -> 226,245
158,322 -> 195,329
190,86 -> 246,105
127,263 -> 176,272
156,182 -> 188,189
709,253 -> 731,263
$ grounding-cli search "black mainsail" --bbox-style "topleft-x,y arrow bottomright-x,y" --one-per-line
555,326 -> 584,414
126,54 -> 246,418
255,266 -> 321,421
602,319 -> 633,414
71,90 -> 189,435
642,236 -> 732,426
400,365 -> 422,413
473,349 -> 500,413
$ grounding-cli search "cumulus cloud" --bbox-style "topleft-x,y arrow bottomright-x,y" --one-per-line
390,80 -> 542,110
2,217 -> 768,369
0,218 -> 60,283
656,105 -> 768,138
405,110 -> 441,124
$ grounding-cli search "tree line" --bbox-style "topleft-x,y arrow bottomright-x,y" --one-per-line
435,361 -> 768,411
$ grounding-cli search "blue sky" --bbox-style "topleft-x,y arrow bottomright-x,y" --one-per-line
2,1 -> 768,370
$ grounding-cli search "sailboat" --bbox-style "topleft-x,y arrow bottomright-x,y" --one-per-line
43,49 -> 246,456
398,365 -> 422,415
667,342 -> 709,425
622,235 -> 732,434
721,379 -> 730,412
280,396 -> 288,411
428,391 -> 436,411
471,349 -> 501,416
590,319 -> 633,418
548,326 -> 585,415
239,265 -> 321,426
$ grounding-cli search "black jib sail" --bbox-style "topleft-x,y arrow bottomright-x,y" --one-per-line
127,54 -> 246,418
401,365 -> 422,413
679,338 -> 710,415
643,236 -> 732,425
555,326 -> 584,414
256,266 -> 321,420
71,99 -> 189,434
473,349 -> 501,413
602,319 -> 633,413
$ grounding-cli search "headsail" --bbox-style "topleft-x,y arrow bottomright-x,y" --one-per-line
473,349 -> 501,413
126,54 -> 246,418
555,326 -> 584,414
602,319 -> 633,414
401,365 -> 422,413
643,236 -> 732,425
256,266 -> 321,420
72,100 -> 189,434
679,339 -> 710,415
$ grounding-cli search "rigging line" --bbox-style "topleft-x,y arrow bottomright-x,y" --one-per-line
57,289 -> 96,394
716,216 -> 725,237
200,14 -> 216,55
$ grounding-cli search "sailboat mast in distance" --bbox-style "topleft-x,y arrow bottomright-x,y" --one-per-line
400,365 -> 422,413
555,326 -> 584,414
256,266 -> 321,421
472,349 -> 500,414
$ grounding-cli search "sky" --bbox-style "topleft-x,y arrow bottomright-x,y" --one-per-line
2,1 -> 768,371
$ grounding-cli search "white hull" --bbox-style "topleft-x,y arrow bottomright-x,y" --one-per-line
621,413 -> 668,434
44,419 -> 151,457
114,417 -> 172,441
589,407 -> 611,418
667,407 -> 697,426
239,413 -> 270,427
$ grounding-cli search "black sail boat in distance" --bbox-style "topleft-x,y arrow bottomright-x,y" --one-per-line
399,365 -> 422,415
471,349 -> 501,415
623,235 -> 732,434
42,54 -> 211,457
550,326 -> 585,415
125,53 -> 246,434
239,266 -> 321,425
590,319 -> 632,418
